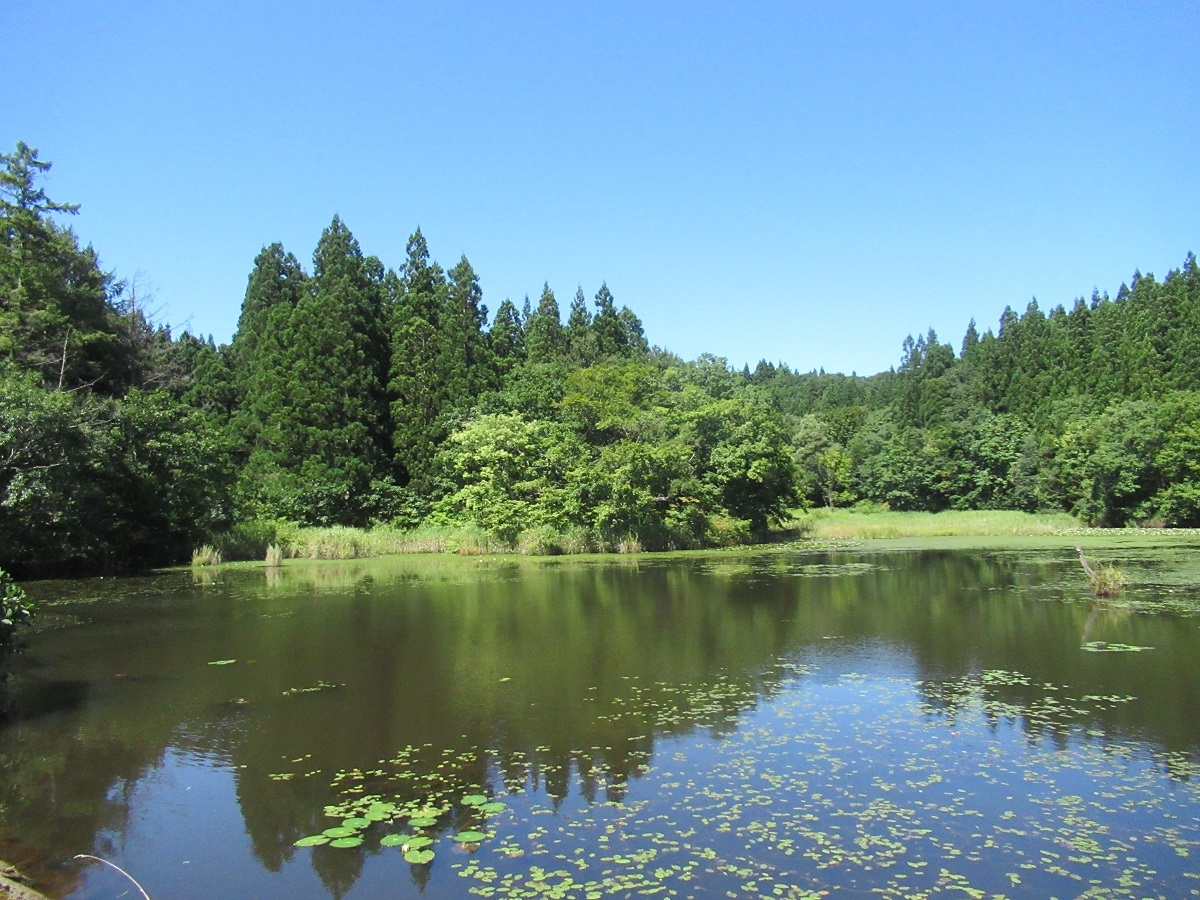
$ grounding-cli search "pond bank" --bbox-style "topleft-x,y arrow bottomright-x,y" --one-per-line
0,861 -> 49,900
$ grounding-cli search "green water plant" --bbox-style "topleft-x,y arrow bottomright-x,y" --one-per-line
0,567 -> 32,651
191,545 -> 222,566
264,543 -> 283,567
1077,547 -> 1128,597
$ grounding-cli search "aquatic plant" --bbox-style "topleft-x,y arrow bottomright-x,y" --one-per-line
264,543 -> 283,567
1077,547 -> 1128,597
190,545 -> 222,567
0,567 -> 32,651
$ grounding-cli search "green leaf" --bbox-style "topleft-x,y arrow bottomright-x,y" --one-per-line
479,801 -> 506,814
379,834 -> 406,847
409,816 -> 437,828
404,836 -> 433,850
454,830 -> 488,844
322,826 -> 357,838
341,816 -> 371,829
404,849 -> 435,865
294,835 -> 330,847
461,794 -> 487,806
329,837 -> 363,848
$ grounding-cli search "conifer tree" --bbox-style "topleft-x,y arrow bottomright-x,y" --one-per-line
566,285 -> 593,364
618,306 -> 649,356
525,282 -> 565,363
489,299 -> 525,378
389,228 -> 449,488
0,142 -> 123,391
441,255 -> 490,404
591,282 -> 626,358
243,216 -> 389,524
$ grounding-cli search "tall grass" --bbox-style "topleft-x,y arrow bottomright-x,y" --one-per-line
191,545 -> 222,566
1077,548 -> 1128,597
787,508 -> 1083,540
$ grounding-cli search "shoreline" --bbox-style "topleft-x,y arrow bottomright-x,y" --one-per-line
0,861 -> 49,900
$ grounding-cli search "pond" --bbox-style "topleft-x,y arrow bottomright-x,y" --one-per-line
2,538 -> 1200,899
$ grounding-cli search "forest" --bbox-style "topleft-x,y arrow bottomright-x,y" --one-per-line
2,141 -> 1199,574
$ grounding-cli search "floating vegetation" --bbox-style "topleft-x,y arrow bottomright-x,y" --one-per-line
1081,641 -> 1154,652
274,656 -> 1199,897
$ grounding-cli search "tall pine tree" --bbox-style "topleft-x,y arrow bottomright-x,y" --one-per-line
389,228 -> 449,489
242,216 -> 389,524
525,282 -> 565,363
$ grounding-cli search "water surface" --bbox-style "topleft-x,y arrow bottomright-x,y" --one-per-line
2,542 -> 1199,898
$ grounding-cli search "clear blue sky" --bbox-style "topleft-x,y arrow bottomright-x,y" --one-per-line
6,1 -> 1199,376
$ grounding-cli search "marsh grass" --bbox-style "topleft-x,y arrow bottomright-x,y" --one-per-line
191,545 -> 222,567
264,544 -> 283,567
787,508 -> 1083,540
1077,547 -> 1129,598
283,524 -> 512,560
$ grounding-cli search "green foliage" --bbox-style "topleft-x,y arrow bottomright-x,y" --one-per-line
0,567 -> 32,653
437,362 -> 797,548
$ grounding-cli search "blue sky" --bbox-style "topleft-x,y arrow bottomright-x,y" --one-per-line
6,1 -> 1198,375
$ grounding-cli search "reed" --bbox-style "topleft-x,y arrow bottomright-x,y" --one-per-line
264,543 -> 284,567
787,508 -> 1082,540
191,545 -> 222,566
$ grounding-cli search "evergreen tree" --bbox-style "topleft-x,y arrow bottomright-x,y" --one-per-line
244,216 -> 389,524
618,306 -> 649,355
525,282 -> 565,363
488,299 -> 525,378
441,255 -> 491,405
566,285 -> 593,364
0,142 -> 124,391
389,228 -> 449,488
591,282 -> 626,358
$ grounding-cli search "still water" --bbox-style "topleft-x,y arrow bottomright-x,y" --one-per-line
2,543 -> 1199,899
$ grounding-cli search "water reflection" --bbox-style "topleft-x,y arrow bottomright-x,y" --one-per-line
1,545 -> 1198,897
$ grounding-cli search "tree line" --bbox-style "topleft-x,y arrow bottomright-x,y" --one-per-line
758,256 -> 1200,526
2,141 -> 1197,573
0,144 -> 794,571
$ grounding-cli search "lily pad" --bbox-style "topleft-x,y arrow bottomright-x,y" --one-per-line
461,793 -> 487,806
294,835 -> 330,847
379,834 -> 407,847
322,826 -> 357,838
454,830 -> 488,844
479,801 -> 506,814
341,816 -> 371,829
409,816 -> 438,828
404,848 -> 435,865
329,836 -> 363,849
404,835 -> 433,850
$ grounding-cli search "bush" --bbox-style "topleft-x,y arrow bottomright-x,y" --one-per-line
215,519 -> 294,561
706,514 -> 752,547
0,568 -> 32,652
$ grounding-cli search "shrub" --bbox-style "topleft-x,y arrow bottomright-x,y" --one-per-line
706,514 -> 752,547
1,568 -> 32,652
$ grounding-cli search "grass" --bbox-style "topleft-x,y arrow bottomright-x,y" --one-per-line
190,545 -> 222,566
785,507 -> 1084,540
1077,547 -> 1129,598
